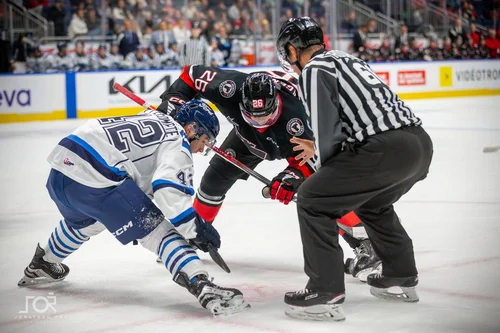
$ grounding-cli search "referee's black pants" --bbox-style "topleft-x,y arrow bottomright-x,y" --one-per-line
296,125 -> 433,293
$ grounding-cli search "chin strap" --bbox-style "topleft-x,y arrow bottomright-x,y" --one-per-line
292,49 -> 303,72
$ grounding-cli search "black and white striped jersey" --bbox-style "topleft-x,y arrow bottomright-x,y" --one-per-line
179,37 -> 211,67
298,49 -> 422,168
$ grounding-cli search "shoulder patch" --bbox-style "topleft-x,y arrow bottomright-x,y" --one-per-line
286,118 -> 305,136
219,80 -> 237,98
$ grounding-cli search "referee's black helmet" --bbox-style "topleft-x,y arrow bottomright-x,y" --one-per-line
276,17 -> 324,71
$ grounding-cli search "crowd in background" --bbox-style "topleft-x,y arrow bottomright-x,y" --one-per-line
8,0 -> 500,73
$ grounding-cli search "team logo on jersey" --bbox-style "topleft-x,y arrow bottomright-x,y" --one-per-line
63,158 -> 74,166
225,148 -> 236,157
286,118 -> 305,136
219,80 -> 237,98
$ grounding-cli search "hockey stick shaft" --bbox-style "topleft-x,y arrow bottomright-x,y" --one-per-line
113,83 -> 296,202
113,82 -> 275,187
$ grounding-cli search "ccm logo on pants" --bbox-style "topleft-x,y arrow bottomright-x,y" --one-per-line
112,221 -> 134,237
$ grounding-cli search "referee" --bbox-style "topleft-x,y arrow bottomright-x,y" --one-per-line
179,21 -> 211,67
275,17 -> 433,321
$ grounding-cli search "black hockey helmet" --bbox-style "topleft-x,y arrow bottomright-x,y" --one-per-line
239,72 -> 281,128
276,17 -> 324,71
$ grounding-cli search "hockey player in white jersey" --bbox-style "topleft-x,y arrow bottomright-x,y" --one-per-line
26,46 -> 49,73
71,40 -> 90,71
124,45 -> 151,69
46,42 -> 73,72
18,100 -> 250,316
90,44 -> 121,70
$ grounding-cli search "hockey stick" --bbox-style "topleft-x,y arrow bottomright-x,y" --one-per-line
112,82 -> 295,202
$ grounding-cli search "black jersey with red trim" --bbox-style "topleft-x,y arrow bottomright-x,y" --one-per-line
159,65 -> 316,169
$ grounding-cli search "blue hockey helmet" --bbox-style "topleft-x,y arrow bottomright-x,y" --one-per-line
175,100 -> 220,145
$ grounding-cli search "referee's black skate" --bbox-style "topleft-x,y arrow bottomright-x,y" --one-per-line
18,244 -> 70,287
345,239 -> 381,282
173,271 -> 250,317
284,289 -> 345,321
366,263 -> 419,302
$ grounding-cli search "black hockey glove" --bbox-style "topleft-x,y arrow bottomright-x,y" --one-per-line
191,214 -> 221,252
157,100 -> 180,116
267,168 -> 305,205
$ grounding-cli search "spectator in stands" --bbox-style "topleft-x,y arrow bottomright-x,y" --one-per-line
117,20 -> 140,57
341,10 -> 358,33
375,38 -> 393,62
210,38 -> 225,67
464,37 -> 478,59
477,37 -> 490,59
468,22 -> 481,46
395,24 -> 409,49
367,18 -> 377,33
424,38 -> 443,61
453,36 -> 466,59
462,1 -> 477,22
173,19 -> 191,44
86,7 -> 101,36
395,42 -> 411,61
200,20 -> 211,41
353,24 -> 368,52
215,24 -> 232,66
68,7 -> 88,38
485,28 -> 500,58
442,37 -> 454,59
448,17 -> 468,44
142,26 -> 153,46
151,20 -> 176,50
409,37 -> 424,60
45,0 -> 66,37
113,0 -> 133,24
181,0 -> 197,21
228,0 -> 245,22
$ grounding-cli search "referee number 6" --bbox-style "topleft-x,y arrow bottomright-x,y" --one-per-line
350,60 -> 385,88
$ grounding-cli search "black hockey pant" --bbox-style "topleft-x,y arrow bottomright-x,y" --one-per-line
297,125 -> 433,293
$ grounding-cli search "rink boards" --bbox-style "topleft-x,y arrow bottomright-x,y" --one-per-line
0,59 -> 499,123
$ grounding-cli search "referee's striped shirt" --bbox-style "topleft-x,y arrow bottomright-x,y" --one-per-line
298,49 -> 422,168
179,36 -> 211,67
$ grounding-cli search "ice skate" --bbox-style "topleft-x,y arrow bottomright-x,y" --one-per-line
345,239 -> 381,282
366,263 -> 419,302
174,271 -> 250,317
18,244 -> 69,287
284,289 -> 345,321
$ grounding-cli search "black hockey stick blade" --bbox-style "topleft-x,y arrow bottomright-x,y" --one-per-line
208,244 -> 231,273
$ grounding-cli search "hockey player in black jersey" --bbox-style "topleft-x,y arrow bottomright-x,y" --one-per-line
158,66 -> 380,280
158,66 -> 316,210
277,17 -> 433,321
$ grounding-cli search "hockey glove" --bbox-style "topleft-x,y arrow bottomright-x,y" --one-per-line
267,168 -> 306,205
191,214 -> 221,252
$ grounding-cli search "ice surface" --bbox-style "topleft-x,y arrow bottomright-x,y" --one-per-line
0,96 -> 499,333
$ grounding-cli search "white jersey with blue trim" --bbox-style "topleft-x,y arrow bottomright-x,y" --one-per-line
47,110 -> 198,239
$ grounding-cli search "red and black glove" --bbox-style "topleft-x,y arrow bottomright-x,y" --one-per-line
267,168 -> 306,205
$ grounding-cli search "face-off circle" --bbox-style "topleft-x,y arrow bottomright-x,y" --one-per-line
286,118 -> 305,136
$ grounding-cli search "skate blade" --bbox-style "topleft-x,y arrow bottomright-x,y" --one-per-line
370,286 -> 419,302
355,268 -> 374,283
18,275 -> 66,288
285,304 -> 346,321
209,297 -> 251,317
